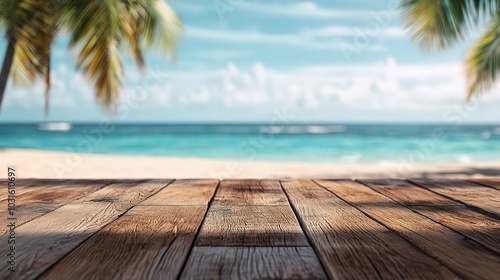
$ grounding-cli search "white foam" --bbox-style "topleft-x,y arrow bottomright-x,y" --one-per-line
259,125 -> 345,134
341,153 -> 362,163
457,155 -> 473,164
38,122 -> 72,132
306,125 -> 345,134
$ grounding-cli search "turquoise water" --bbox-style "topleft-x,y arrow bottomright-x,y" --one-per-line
1,123 -> 499,164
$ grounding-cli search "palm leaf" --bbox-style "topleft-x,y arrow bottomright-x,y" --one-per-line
466,16 -> 500,98
61,0 -> 124,109
141,0 -> 182,57
60,0 -> 181,110
1,0 -> 181,112
9,1 -> 57,114
401,0 -> 499,50
118,0 -> 182,68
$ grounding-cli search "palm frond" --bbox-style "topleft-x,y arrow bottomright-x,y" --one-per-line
1,0 -> 181,112
11,2 -> 56,81
401,0 -> 499,50
466,16 -> 500,98
11,40 -> 41,85
61,0 -> 124,109
0,0 -> 11,29
9,1 -> 57,114
118,0 -> 149,69
118,0 -> 182,67
139,0 -> 182,57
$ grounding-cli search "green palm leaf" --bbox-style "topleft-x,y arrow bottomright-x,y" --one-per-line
61,0 -> 124,109
466,17 -> 500,98
401,0 -> 498,50
119,0 -> 182,68
402,0 -> 500,97
2,1 -> 57,114
0,0 -> 181,113
60,0 -> 181,109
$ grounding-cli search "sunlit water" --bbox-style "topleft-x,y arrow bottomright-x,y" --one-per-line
1,123 -> 499,165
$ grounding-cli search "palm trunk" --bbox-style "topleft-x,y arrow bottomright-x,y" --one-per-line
0,39 -> 16,110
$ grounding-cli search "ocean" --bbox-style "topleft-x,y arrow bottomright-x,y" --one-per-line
1,123 -> 499,165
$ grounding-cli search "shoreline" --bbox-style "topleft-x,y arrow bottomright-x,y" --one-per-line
2,148 -> 500,179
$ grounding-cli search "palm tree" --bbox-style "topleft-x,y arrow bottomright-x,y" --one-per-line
0,0 -> 181,113
402,0 -> 500,99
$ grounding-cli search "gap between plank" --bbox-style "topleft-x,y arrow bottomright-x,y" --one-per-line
467,180 -> 500,192
357,179 -> 500,258
406,180 -> 500,221
279,179 -> 330,279
37,179 -> 175,279
312,179 -> 463,278
176,180 -> 221,280
0,181 -> 112,236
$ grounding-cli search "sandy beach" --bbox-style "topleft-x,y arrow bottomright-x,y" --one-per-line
2,148 -> 500,179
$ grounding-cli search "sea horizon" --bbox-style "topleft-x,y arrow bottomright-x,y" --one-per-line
2,123 -> 500,165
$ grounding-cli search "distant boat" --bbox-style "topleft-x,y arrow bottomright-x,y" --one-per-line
38,122 -> 72,132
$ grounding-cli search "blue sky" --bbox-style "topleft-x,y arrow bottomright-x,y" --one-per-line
0,0 -> 499,123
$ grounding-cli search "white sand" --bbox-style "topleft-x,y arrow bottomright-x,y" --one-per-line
1,149 -> 500,179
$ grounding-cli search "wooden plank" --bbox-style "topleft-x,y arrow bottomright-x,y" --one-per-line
180,247 -> 327,280
0,179 -> 171,280
282,179 -> 458,279
0,181 -> 61,201
75,179 -> 169,205
1,186 -> 41,201
212,179 -> 288,206
0,179 -> 67,186
410,179 -> 500,216
0,183 -> 105,235
317,179 -> 500,280
0,181 -> 113,208
42,206 -> 207,280
196,205 -> 308,246
470,179 -> 500,191
362,179 -> 500,255
140,179 -> 218,206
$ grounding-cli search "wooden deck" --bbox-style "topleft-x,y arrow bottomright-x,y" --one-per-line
1,179 -> 500,279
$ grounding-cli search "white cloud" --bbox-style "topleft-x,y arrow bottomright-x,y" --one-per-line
172,1 -> 393,20
138,58 -> 476,111
5,63 -> 94,108
196,49 -> 249,60
241,2 -> 374,19
301,26 -> 405,38
8,58 -> 496,115
185,26 -> 385,50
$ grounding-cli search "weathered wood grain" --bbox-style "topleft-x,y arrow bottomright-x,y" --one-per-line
0,179 -> 171,280
0,181 -> 60,201
0,186 -> 38,201
140,179 -> 218,206
180,247 -> 327,279
212,179 -> 288,206
0,183 -> 105,235
74,179 -> 171,205
42,206 -> 207,280
7,178 -> 500,279
196,205 -> 308,246
282,179 -> 458,279
318,179 -> 500,280
361,179 -> 500,255
410,179 -> 500,216
470,179 -> 500,191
